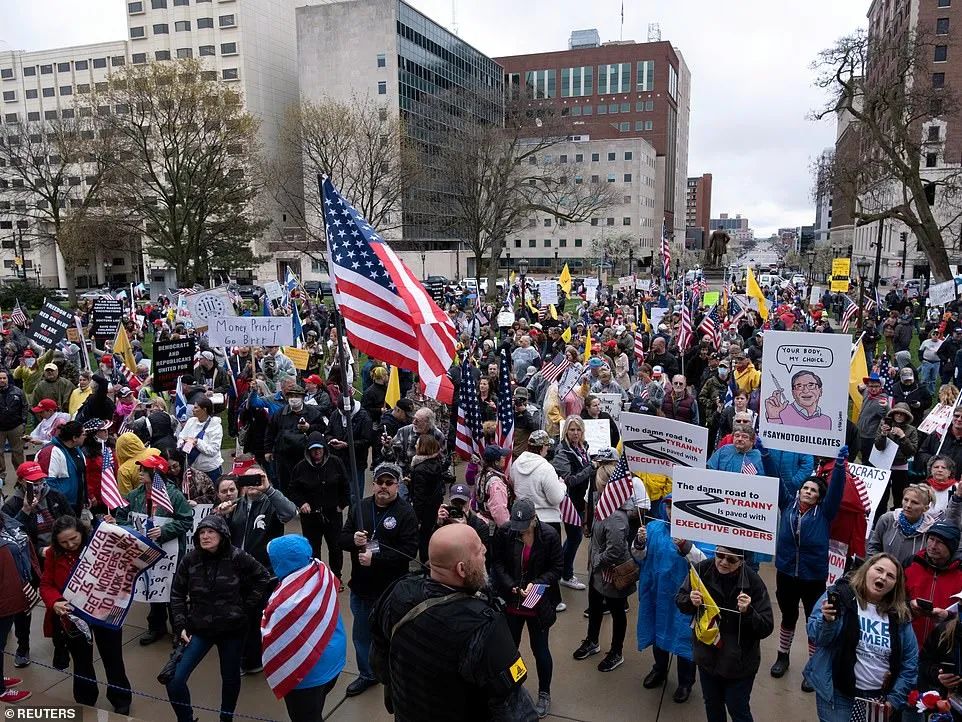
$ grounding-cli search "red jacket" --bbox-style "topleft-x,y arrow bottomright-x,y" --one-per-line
904,551 -> 962,647
39,545 -> 81,637
0,544 -> 37,618
820,459 -> 867,559
83,450 -> 116,509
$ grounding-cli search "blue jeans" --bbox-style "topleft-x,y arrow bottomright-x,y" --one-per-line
505,614 -> 553,695
206,466 -> 222,484
562,522 -> 583,580
920,359 -> 940,396
350,593 -> 376,681
166,633 -> 244,722
699,669 -> 756,722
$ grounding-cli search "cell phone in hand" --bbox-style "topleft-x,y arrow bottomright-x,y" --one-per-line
827,590 -> 841,610
236,473 -> 262,488
916,598 -> 934,614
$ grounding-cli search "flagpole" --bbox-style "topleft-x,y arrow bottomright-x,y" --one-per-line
318,174 -> 364,530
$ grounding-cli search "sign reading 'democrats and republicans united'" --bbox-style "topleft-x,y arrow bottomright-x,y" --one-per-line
207,316 -> 293,348
619,412 -> 709,478
848,463 -> 892,537
759,330 -> 850,457
62,522 -> 165,629
670,466 -> 779,555
152,337 -> 196,393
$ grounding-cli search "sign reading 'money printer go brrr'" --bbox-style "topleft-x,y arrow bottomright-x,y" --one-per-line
207,316 -> 293,348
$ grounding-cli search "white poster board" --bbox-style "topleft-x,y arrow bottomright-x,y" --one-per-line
620,412 -> 709,478
584,278 -> 599,303
618,275 -> 635,291
758,330 -> 850,457
497,311 -> 515,328
809,286 -> 824,306
263,280 -> 284,302
670,466 -> 779,555
918,402 -> 957,437
207,316 -> 293,347
184,504 -> 215,555
849,463 -> 892,537
928,279 -> 957,307
650,307 -> 668,331
635,279 -> 651,292
176,288 -> 237,330
538,280 -> 558,306
128,514 -> 179,603
826,539 -> 848,586
868,438 -> 898,471
582,418 -> 612,454
595,393 -> 624,424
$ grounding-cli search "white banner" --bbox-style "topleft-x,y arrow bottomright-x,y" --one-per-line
595,393 -> 624,424
928,279 -> 957,307
868,438 -> 898,471
826,539 -> 848,586
207,316 -> 293,348
497,311 -> 515,328
538,280 -> 558,306
758,330 -> 850,457
128,514 -> 179,603
848,463 -> 891,538
584,278 -> 599,302
635,279 -> 651,292
618,275 -> 635,291
620,412 -> 709,478
919,403 -> 956,437
810,286 -> 824,306
177,288 -> 237,330
670,466 -> 779,555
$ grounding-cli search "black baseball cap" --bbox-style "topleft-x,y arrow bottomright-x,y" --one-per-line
508,498 -> 536,531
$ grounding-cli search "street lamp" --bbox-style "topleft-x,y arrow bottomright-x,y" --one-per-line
103,260 -> 112,288
518,258 -> 529,311
806,250 -> 816,283
856,258 -> 871,329
420,251 -> 426,280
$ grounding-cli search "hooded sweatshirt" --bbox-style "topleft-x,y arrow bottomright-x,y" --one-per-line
510,450 -> 567,524
114,432 -> 160,497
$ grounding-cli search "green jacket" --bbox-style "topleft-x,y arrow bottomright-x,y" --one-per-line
115,480 -> 193,556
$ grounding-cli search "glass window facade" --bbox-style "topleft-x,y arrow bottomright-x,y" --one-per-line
597,63 -> 630,94
560,66 -> 593,97
637,60 -> 655,92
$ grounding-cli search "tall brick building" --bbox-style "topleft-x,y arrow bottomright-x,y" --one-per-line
685,173 -> 712,248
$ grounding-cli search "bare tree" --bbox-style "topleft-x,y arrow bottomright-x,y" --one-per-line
812,29 -> 961,281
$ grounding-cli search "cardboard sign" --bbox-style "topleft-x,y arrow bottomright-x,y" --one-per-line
28,300 -> 73,350
848,463 -> 892,538
620,412 -> 709,478
62,522 -> 165,629
538,280 -> 558,306
595,393 -> 624,424
830,258 -> 851,292
184,504 -> 214,555
810,286 -> 824,305
152,337 -> 196,393
635,279 -> 651,292
581,418 -> 612,453
928,279 -> 957,307
263,280 -> 284,302
284,346 -> 310,370
869,438 -> 898,471
758,330 -> 850,457
702,291 -> 720,307
497,311 -> 515,328
826,539 -> 848,586
618,275 -> 635,291
207,316 -> 293,348
91,298 -> 124,341
670,466 -> 779,555
918,402 -> 958,437
178,288 -> 237,331
128,514 -> 178,604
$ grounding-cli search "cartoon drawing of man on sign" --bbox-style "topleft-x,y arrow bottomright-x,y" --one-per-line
764,370 -> 832,430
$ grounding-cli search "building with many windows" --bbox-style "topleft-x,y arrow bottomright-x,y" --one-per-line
685,172 -> 712,249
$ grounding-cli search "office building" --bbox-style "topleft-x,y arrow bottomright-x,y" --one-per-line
685,173 -> 712,249
813,148 -> 832,243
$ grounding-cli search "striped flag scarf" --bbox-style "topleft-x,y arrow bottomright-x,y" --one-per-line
262,559 -> 341,699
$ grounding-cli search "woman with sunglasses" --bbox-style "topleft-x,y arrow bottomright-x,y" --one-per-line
675,544 -> 774,722
804,553 -> 917,722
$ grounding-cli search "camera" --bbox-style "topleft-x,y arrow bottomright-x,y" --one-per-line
442,504 -> 464,520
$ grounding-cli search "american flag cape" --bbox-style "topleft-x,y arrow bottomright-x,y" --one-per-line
455,361 -> 484,460
147,472 -> 174,514
320,176 -> 456,403
496,349 -> 515,473
594,454 -> 634,521
540,352 -> 572,385
560,496 -> 582,526
262,559 -> 341,699
100,444 -> 127,511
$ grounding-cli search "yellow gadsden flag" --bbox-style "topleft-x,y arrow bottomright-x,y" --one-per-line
689,566 -> 722,647
561,327 -> 572,343
583,327 -> 592,364
559,263 -> 572,295
745,267 -> 769,321
113,325 -> 138,374
385,365 -> 401,408
849,339 -> 869,422
640,305 -> 651,333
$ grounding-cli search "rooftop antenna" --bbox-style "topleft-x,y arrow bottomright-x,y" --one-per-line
452,0 -> 458,35
620,1 -> 624,41
648,22 -> 661,42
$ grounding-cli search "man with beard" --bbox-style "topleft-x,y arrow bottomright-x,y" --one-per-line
370,523 -> 538,722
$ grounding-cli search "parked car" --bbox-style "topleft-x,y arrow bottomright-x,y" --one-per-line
424,275 -> 451,287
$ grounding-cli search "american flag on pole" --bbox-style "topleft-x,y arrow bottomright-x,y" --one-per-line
698,305 -> 722,349
540,352 -> 572,384
147,472 -> 174,514
320,176 -> 456,403
728,295 -> 747,326
877,355 -> 898,397
594,453 -> 634,521
560,496 -> 583,526
660,223 -> 671,287
521,583 -> 548,609
455,361 -> 484,460
262,559 -> 341,699
677,291 -> 693,352
840,294 -> 859,333
99,445 -> 127,510
496,349 -> 515,472
852,697 -> 889,722
10,300 -> 27,327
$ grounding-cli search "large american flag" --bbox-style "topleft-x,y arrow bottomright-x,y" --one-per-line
455,361 -> 484,460
698,305 -> 722,348
100,445 -> 127,511
10,300 -> 27,327
677,292 -> 694,352
728,295 -> 747,326
496,349 -> 515,471
146,471 -> 174,514
840,294 -> 859,333
262,559 -> 341,699
877,354 -> 898,396
594,453 -> 635,521
660,223 -> 671,286
540,352 -> 572,384
321,176 -> 456,403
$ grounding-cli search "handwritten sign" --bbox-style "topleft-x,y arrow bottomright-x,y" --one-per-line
152,338 -> 196,393
62,522 -> 164,628
620,412 -> 708,479
826,539 -> 848,586
208,316 -> 293,348
928,279 -> 957,307
919,402 -> 957,437
128,513 -> 179,603
595,393 -> 624,424
617,275 -> 635,292
670,466 -> 779,555
263,280 -> 284,302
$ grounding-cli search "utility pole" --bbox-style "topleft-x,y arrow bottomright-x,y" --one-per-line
872,219 -> 884,291
900,231 -> 908,281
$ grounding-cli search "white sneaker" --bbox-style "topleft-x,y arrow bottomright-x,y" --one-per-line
560,576 -> 587,590
556,602 -> 567,612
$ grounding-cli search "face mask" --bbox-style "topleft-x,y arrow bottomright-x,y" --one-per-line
288,397 -> 304,411
718,368 -> 730,379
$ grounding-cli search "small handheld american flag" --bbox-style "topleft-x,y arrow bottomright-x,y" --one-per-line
10,300 -> 28,328
741,460 -> 758,475
521,584 -> 547,609
594,454 -> 634,521
852,697 -> 889,722
100,445 -> 127,511
147,472 -> 175,514
540,352 -> 572,385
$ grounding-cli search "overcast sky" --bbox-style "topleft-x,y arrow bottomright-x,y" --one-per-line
1,0 -> 868,236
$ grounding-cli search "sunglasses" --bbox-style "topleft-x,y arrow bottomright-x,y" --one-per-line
715,551 -> 743,564
373,479 -> 398,487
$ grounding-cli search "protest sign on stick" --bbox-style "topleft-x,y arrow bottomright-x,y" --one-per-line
128,513 -> 179,603
28,300 -> 73,349
207,316 -> 293,347
848,462 -> 891,538
91,298 -> 124,341
152,338 -> 196,393
620,412 -> 708,479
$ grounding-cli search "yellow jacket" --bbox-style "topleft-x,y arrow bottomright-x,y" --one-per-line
68,386 -> 92,417
733,363 -> 761,395
638,472 -> 672,501
115,432 -> 160,497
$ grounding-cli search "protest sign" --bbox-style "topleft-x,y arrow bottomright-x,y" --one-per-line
584,278 -> 599,302
635,279 -> 651,292
178,288 -> 237,331
830,258 -> 851,292
497,311 -> 515,328
62,522 -> 164,629
284,346 -> 309,370
151,337 -> 196,393
758,330 -> 850,457
184,504 -> 214,555
702,291 -> 720,307
650,307 -> 668,331
618,275 -> 635,292
848,463 -> 891,537
90,298 -> 124,341
620,412 -> 709,478
928,280 -> 957,307
127,514 -> 178,603
538,280 -> 558,306
582,418 -> 612,453
595,393 -> 623,424
28,300 -> 73,350
826,539 -> 848,586
208,316 -> 293,348
263,280 -> 284,302
869,438 -> 898,471
810,286 -> 824,305
670,466 -> 779,555
919,402 -> 957,437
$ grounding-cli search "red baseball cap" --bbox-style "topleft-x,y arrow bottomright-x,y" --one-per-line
138,455 -> 169,474
31,399 -> 57,413
231,456 -> 256,476
304,374 -> 323,385
16,461 -> 45,482
101,355 -> 113,366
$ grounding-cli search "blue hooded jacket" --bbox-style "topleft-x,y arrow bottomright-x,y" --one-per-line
267,535 -> 346,690
764,448 -> 814,490
707,443 -> 762,473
